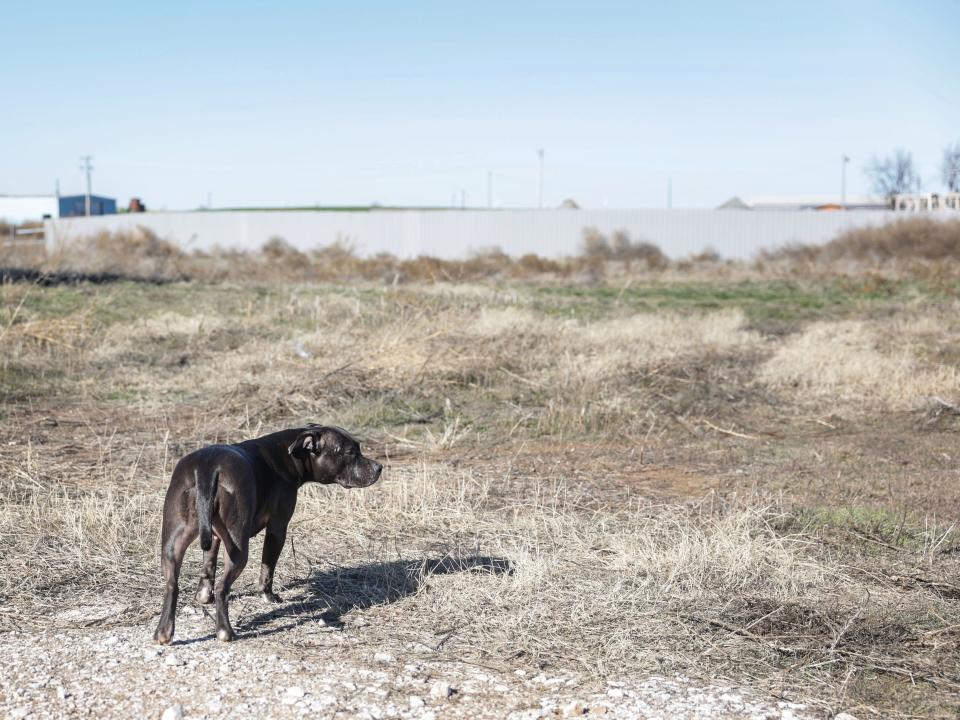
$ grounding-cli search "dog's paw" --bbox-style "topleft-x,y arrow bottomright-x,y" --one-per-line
195,585 -> 214,605
261,591 -> 283,603
153,627 -> 173,645
216,627 -> 235,642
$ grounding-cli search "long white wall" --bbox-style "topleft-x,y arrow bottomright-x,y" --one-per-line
43,208 -> 956,261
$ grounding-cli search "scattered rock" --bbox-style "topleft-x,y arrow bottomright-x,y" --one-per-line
282,686 -> 306,704
293,341 -> 312,359
430,680 -> 454,700
834,714 -> 859,720
311,694 -> 338,709
160,705 -> 183,720
0,624 -> 822,720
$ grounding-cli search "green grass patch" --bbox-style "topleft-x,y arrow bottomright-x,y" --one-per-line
533,278 -> 954,324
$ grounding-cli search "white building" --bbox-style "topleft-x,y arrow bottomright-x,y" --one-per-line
0,194 -> 118,223
718,195 -> 889,211
0,195 -> 61,223
893,193 -> 960,212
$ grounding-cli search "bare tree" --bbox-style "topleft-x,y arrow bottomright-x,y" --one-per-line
865,150 -> 921,201
943,143 -> 960,192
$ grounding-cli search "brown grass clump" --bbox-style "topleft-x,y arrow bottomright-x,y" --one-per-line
582,227 -> 669,270
759,217 -> 960,276
46,226 -> 183,279
7,226 -> 689,284
759,319 -> 960,410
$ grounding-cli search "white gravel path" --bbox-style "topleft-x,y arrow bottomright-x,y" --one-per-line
0,606 -> 828,720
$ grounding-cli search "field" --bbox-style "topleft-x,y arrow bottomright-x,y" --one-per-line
2,239 -> 960,717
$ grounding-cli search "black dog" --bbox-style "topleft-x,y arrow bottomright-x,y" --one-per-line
153,425 -> 382,644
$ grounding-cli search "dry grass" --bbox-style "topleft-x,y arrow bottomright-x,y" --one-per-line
2,270 -> 960,717
758,217 -> 960,278
759,319 -> 960,410
24,226 -> 714,284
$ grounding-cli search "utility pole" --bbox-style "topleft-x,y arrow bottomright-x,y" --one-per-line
537,148 -> 544,209
461,189 -> 466,209
487,171 -> 492,208
667,178 -> 673,209
841,154 -> 850,210
79,155 -> 93,216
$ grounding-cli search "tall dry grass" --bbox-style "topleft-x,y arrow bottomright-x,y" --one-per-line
25,226 -> 713,284
758,217 -> 960,277
759,320 -> 960,410
2,452 -> 955,710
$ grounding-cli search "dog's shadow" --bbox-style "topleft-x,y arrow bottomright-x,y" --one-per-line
232,555 -> 512,640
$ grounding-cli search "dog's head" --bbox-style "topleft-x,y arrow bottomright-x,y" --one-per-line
287,426 -> 383,488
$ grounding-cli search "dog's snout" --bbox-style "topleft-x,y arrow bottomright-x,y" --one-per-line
372,460 -> 383,478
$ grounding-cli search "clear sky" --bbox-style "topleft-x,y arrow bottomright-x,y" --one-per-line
3,1 -> 958,210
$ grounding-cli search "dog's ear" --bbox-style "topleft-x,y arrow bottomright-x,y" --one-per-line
288,429 -> 322,457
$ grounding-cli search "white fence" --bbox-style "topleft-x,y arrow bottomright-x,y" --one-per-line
43,208 -> 958,261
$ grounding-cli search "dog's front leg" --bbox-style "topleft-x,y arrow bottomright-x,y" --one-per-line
258,526 -> 287,603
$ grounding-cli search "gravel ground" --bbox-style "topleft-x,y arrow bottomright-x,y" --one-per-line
0,603 -> 828,720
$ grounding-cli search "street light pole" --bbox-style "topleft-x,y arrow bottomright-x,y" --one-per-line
537,148 -> 544,209
841,154 -> 850,210
79,155 -> 93,216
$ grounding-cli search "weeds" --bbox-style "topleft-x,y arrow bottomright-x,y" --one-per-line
2,255 -> 960,716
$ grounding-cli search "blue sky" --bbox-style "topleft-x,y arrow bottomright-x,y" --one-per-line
3,1 -> 958,209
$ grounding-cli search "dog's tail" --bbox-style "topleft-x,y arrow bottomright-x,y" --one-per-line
195,467 -> 219,552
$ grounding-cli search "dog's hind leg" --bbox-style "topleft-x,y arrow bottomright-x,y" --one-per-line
258,524 -> 287,603
195,536 -> 220,605
214,533 -> 248,642
152,520 -> 197,645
